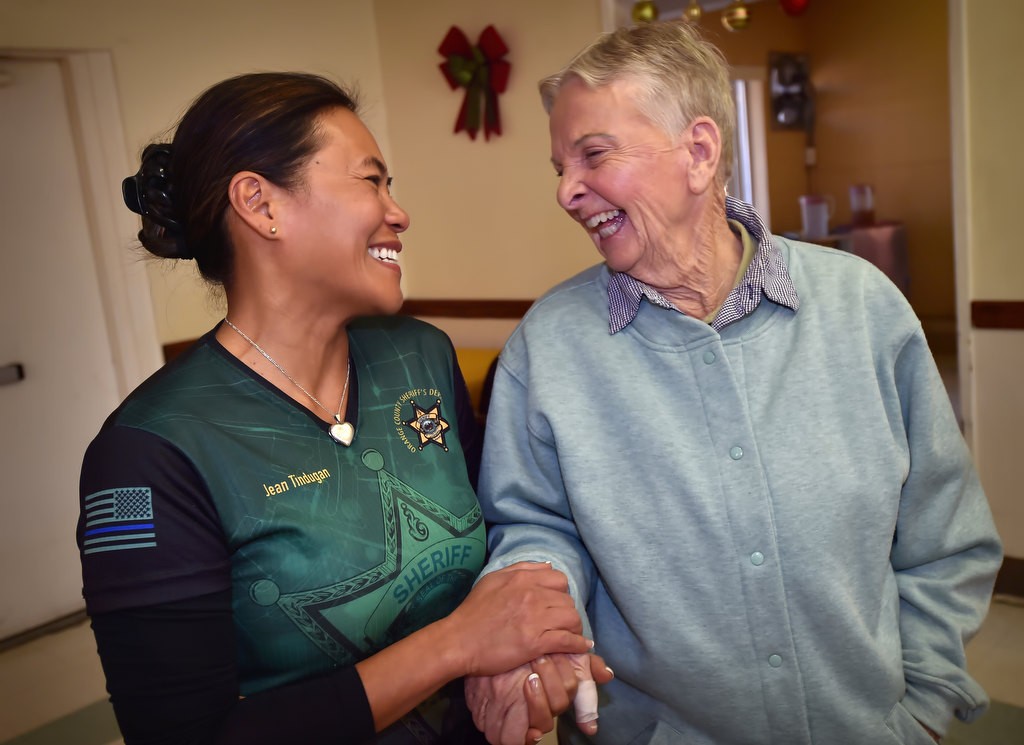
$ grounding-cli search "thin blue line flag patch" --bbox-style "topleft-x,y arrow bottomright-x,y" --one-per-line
82,487 -> 157,555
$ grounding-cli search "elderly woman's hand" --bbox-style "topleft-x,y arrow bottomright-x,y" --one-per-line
465,652 -> 613,745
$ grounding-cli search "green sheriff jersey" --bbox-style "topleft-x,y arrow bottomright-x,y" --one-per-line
79,316 -> 487,743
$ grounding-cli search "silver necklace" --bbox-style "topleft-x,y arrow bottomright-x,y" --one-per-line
223,318 -> 354,446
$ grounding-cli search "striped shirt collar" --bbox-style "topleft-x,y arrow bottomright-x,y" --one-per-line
607,196 -> 800,333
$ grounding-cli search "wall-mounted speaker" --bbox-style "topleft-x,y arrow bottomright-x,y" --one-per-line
769,52 -> 813,131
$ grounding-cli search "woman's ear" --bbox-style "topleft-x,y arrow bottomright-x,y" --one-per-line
227,172 -> 277,238
683,117 -> 722,194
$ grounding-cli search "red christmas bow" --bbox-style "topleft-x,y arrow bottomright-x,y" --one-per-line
438,25 -> 510,141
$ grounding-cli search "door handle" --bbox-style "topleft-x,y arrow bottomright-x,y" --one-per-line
0,363 -> 25,386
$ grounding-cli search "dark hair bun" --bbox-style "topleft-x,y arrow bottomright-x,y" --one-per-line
122,144 -> 192,259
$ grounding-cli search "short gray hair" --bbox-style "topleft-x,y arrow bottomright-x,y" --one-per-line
539,21 -> 736,183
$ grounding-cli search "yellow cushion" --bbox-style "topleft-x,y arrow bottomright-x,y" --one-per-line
455,347 -> 500,414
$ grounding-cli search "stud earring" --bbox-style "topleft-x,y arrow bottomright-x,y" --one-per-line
270,226 -> 278,235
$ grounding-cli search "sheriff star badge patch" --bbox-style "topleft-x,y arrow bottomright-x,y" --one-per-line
403,398 -> 450,452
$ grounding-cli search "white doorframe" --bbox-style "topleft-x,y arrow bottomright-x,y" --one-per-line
600,0 -> 621,31
729,65 -> 771,229
65,52 -> 163,393
946,0 -> 975,449
1,48 -> 163,396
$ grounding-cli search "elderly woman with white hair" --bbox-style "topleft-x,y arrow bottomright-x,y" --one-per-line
466,20 -> 1002,745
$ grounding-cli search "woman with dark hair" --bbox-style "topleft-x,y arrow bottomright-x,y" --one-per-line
77,72 -> 596,745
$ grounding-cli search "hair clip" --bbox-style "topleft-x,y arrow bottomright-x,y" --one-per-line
122,144 -> 183,233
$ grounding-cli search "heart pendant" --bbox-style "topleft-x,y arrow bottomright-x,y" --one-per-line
329,421 -> 354,446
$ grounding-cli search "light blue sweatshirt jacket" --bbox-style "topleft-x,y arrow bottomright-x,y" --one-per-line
478,236 -> 1002,745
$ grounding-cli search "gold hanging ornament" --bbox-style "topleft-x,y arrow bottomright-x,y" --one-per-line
631,0 -> 659,24
684,0 -> 702,22
721,0 -> 751,31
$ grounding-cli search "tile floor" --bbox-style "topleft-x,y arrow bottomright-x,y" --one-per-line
0,617 -> 120,745
0,598 -> 1020,744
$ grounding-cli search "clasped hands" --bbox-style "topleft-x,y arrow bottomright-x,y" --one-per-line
466,651 -> 613,745
453,562 -> 613,745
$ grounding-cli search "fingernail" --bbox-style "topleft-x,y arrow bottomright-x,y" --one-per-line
606,665 -> 614,677
588,639 -> 595,649
528,673 -> 540,691
536,655 -> 548,665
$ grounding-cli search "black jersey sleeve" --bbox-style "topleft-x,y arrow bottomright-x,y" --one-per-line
78,425 -> 231,614
90,589 -> 375,745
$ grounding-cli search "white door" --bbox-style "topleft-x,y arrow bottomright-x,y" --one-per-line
0,58 -> 124,639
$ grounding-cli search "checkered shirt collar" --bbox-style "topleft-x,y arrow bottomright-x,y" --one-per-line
607,196 -> 800,333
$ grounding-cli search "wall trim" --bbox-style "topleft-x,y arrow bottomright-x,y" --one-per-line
163,299 -> 534,362
971,301 -> 1024,329
400,298 -> 532,319
163,298 -> 1024,359
163,338 -> 194,363
0,610 -> 88,652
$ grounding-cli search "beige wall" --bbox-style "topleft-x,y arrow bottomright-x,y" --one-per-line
2,0 -> 960,347
2,0 -> 605,348
954,0 -> 1024,558
961,3 -> 1024,300
373,0 -> 602,326
1,0 -> 388,344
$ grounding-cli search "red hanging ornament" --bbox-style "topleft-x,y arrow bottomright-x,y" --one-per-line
779,0 -> 810,16
438,25 -> 511,141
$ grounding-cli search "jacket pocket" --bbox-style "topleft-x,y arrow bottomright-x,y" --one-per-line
626,721 -> 687,745
884,701 -> 939,745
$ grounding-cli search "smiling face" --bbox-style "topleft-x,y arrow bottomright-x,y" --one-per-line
280,107 -> 409,317
549,76 -> 704,287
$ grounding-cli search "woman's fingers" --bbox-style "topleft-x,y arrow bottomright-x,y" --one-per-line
468,652 -> 615,744
523,652 -> 614,734
490,562 -> 569,591
565,652 -> 609,736
574,678 -> 599,727
500,560 -> 553,572
467,665 -> 548,745
589,652 -> 615,684
529,655 -> 575,715
521,672 -> 555,744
